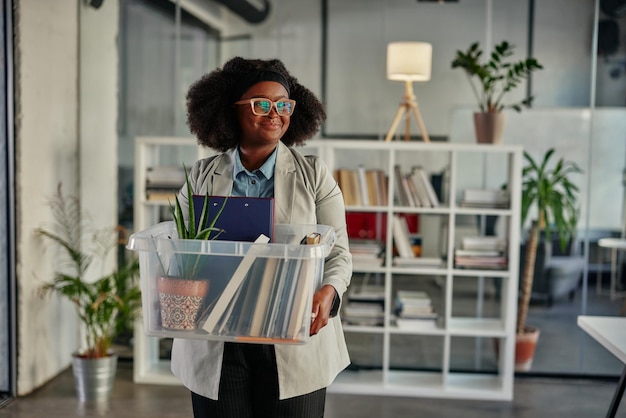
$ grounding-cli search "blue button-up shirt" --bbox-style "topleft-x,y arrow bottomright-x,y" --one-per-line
231,146 -> 276,198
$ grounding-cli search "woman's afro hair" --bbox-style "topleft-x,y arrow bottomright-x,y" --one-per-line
186,57 -> 326,152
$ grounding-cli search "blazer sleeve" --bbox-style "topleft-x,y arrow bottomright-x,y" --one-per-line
306,155 -> 352,298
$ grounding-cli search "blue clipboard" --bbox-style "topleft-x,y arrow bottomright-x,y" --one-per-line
192,195 -> 275,242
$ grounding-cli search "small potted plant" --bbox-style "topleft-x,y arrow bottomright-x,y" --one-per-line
37,184 -> 141,401
155,167 -> 227,330
451,40 -> 543,143
516,148 -> 581,370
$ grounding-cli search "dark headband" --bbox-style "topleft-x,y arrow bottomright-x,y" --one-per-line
231,70 -> 291,103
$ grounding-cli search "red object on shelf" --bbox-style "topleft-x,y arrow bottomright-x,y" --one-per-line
346,212 -> 418,240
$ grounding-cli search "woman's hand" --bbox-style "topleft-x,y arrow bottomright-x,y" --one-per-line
310,285 -> 337,336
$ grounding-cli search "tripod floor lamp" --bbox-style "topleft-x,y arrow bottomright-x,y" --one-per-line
384,42 -> 432,142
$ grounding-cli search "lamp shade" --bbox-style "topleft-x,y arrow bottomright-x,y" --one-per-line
386,42 -> 432,82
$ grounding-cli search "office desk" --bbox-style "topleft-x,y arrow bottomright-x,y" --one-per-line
597,238 -> 626,300
578,315 -> 626,418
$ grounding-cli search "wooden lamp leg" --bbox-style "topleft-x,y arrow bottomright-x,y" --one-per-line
384,105 -> 407,142
384,80 -> 430,142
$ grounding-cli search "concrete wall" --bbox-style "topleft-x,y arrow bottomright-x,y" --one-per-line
14,0 -> 118,395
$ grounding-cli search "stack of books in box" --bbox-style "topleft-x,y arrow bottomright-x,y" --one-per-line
394,290 -> 438,330
454,236 -> 507,269
127,221 -> 336,344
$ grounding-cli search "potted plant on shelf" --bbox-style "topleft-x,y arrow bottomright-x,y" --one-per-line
37,184 -> 141,401
516,148 -> 581,371
451,40 -> 543,144
155,168 -> 227,330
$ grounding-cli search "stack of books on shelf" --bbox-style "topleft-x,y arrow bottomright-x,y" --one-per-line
459,188 -> 509,209
391,215 -> 443,268
348,284 -> 384,302
342,284 -> 385,326
145,165 -> 186,202
454,236 -> 508,269
334,166 -> 388,206
342,301 -> 384,326
394,165 -> 440,208
394,290 -> 438,330
349,239 -> 384,268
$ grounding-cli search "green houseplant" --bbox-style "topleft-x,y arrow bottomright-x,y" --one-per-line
451,41 -> 543,143
516,148 -> 581,370
37,184 -> 141,400
155,167 -> 227,330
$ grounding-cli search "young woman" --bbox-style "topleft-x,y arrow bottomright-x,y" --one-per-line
171,57 -> 352,418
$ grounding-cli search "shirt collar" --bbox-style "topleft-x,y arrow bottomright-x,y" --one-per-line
233,146 -> 277,180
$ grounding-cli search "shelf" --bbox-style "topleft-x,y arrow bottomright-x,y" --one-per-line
133,136 -> 211,386
389,326 -> 445,336
445,373 -> 512,400
452,269 -> 511,277
447,318 -> 507,336
133,138 -> 522,401
331,370 -> 512,400
133,360 -> 179,385
342,325 -> 385,334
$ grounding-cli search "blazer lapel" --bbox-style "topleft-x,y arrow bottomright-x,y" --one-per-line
209,150 -> 235,196
273,142 -> 296,224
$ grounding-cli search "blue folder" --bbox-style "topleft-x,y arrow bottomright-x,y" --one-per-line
192,195 -> 275,242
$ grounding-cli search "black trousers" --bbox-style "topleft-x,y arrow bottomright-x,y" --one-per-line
191,342 -> 326,418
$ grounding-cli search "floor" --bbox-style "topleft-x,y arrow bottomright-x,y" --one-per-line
2,277 -> 625,417
0,361 -> 625,417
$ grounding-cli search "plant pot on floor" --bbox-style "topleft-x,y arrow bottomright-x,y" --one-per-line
473,112 -> 506,144
72,353 -> 118,401
157,277 -> 210,330
515,326 -> 540,371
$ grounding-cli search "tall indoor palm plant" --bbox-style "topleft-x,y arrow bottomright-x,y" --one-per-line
37,184 -> 141,400
518,148 -> 581,334
38,184 -> 141,359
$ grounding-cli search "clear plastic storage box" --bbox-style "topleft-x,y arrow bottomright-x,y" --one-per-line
127,221 -> 336,344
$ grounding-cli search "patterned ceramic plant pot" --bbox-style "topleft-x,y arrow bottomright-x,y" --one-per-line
157,277 -> 210,330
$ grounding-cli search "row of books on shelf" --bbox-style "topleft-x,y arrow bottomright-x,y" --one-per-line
334,164 -> 442,208
391,214 -> 444,267
394,165 -> 440,208
454,236 -> 508,269
334,166 -> 388,207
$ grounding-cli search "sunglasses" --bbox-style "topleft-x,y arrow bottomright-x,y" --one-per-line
234,98 -> 296,116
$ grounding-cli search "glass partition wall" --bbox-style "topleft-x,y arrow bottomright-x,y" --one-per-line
579,0 -> 626,376
119,0 -> 626,379
118,0 -> 220,231
321,0 -> 625,378
1,0 -> 15,403
118,0 -> 220,364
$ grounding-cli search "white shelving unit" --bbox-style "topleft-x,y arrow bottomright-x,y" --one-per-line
309,140 -> 522,401
133,136 -> 214,384
132,137 -> 522,401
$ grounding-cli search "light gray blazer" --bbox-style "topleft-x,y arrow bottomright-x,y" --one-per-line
171,141 -> 352,400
